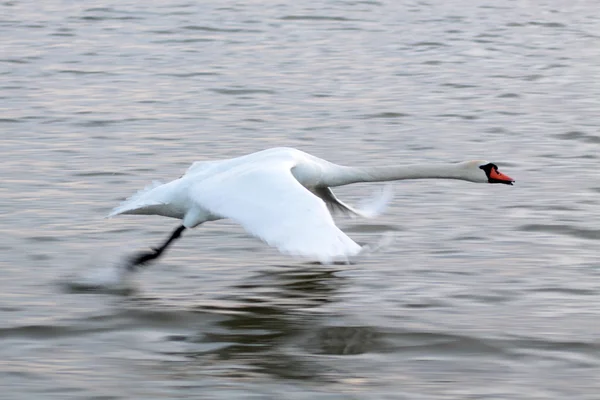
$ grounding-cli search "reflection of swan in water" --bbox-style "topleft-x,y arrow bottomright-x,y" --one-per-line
95,265 -> 400,386
135,265 -> 384,381
307,326 -> 384,356
191,266 -> 346,381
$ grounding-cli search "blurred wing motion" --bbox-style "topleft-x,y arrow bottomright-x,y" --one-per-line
191,165 -> 362,264
314,184 -> 393,218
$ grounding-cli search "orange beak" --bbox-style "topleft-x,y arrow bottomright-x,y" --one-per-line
490,168 -> 514,185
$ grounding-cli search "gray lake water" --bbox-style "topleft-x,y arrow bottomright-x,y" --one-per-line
2,0 -> 600,399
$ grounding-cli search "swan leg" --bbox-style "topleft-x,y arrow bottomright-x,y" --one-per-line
126,225 -> 186,271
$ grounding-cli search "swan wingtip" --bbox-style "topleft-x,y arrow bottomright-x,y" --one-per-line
356,183 -> 395,218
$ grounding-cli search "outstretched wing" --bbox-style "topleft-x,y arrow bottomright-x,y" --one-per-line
190,165 -> 362,264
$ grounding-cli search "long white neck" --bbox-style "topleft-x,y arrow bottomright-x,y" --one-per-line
322,163 -> 466,187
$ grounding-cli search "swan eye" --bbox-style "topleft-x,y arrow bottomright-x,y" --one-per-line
478,163 -> 498,180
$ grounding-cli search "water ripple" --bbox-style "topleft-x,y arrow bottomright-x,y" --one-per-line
210,88 -> 276,95
280,15 -> 354,22
361,112 -> 411,119
2,0 -> 600,397
555,131 -> 600,144
519,224 -> 600,240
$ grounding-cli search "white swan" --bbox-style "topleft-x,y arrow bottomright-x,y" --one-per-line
108,147 -> 514,267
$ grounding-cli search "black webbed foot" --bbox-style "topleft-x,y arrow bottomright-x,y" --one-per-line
123,225 -> 187,272
126,248 -> 162,271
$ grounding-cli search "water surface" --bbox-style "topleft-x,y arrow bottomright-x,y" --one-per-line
1,0 -> 600,398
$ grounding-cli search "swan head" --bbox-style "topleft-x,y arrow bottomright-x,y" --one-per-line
458,160 -> 515,185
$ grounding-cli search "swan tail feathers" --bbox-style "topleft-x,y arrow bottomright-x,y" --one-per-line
106,181 -> 166,218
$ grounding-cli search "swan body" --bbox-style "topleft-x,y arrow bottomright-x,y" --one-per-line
108,147 -> 514,264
